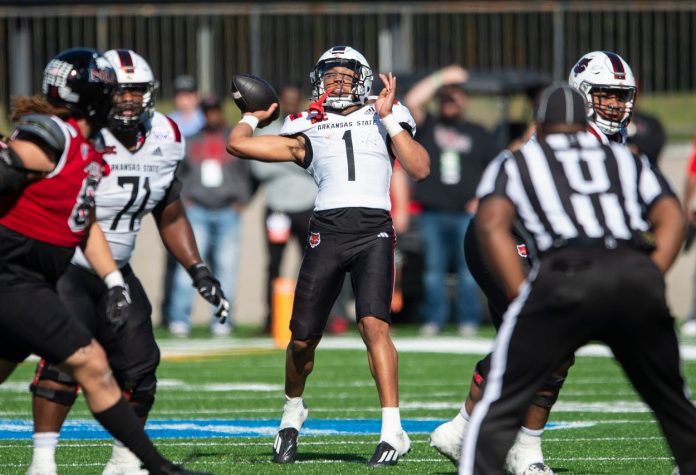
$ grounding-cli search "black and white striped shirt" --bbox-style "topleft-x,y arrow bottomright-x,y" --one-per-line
476,131 -> 674,254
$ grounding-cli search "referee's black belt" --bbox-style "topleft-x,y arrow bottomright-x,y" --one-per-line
540,235 -> 655,257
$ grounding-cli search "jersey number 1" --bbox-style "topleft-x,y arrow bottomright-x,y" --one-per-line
342,130 -> 355,181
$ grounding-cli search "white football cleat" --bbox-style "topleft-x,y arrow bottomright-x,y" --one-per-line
505,431 -> 553,475
368,431 -> 410,467
429,413 -> 468,465
26,459 -> 58,475
102,443 -> 148,475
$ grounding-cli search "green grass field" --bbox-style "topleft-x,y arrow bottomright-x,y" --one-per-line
1,328 -> 694,474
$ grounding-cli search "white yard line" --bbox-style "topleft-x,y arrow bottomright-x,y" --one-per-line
156,336 -> 696,360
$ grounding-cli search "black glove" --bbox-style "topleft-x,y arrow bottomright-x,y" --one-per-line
188,262 -> 230,324
105,284 -> 131,330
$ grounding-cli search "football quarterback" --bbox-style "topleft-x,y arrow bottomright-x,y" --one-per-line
227,45 -> 429,467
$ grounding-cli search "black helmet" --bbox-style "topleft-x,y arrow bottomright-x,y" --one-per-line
42,47 -> 117,128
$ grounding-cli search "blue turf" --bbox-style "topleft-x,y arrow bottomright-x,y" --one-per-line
0,419 -> 573,440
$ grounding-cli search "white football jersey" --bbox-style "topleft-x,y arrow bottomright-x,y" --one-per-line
72,111 -> 185,269
280,102 -> 416,211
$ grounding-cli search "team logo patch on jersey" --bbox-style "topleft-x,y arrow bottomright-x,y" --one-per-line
151,127 -> 173,142
309,232 -> 321,248
516,244 -> 528,258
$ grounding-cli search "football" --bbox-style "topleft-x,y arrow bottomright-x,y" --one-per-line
230,73 -> 280,124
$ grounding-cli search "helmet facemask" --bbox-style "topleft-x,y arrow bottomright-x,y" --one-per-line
580,83 -> 635,136
108,83 -> 155,134
310,58 -> 372,110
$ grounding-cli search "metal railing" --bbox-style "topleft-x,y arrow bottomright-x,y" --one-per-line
0,1 -> 694,113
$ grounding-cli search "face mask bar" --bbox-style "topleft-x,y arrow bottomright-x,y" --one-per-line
109,84 -> 153,131
311,58 -> 371,109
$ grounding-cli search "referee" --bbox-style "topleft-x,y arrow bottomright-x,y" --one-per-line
460,84 -> 696,475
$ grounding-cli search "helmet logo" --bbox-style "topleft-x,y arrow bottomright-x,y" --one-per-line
89,68 -> 115,84
44,60 -> 73,88
573,57 -> 591,76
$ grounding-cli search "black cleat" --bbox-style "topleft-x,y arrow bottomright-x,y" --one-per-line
368,441 -> 402,467
272,427 -> 299,463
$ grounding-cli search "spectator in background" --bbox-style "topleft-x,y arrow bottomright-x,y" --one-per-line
160,74 -> 207,327
681,134 -> 696,336
252,85 -> 317,335
389,162 -> 411,314
405,65 -> 498,337
167,96 -> 252,337
168,75 -> 206,137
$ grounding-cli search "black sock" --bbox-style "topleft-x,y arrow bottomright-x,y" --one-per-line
92,396 -> 168,472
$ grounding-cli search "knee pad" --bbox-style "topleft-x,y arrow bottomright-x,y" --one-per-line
29,359 -> 79,406
532,355 -> 575,409
122,374 -> 157,418
472,354 -> 492,388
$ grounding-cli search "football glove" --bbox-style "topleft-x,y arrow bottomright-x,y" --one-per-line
188,262 -> 230,324
105,284 -> 132,330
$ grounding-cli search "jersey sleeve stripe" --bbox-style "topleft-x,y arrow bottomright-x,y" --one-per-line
165,116 -> 182,142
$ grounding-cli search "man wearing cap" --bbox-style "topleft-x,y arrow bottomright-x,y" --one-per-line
168,96 -> 252,337
459,85 -> 696,475
169,75 -> 206,138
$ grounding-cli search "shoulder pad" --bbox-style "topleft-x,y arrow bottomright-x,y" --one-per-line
280,112 -> 314,136
14,114 -> 66,155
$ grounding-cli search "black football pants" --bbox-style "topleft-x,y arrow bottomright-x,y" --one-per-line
460,247 -> 696,475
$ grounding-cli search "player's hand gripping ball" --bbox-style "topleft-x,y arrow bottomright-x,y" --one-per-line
230,74 -> 280,127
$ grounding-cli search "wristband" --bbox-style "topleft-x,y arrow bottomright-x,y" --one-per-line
187,262 -> 208,279
381,114 -> 403,138
239,115 -> 259,132
104,270 -> 125,289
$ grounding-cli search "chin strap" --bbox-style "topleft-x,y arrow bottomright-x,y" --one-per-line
307,87 -> 334,124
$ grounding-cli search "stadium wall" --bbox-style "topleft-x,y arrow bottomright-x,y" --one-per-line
0,1 -> 695,112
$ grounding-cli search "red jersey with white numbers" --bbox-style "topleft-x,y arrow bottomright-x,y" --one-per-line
0,117 -> 109,248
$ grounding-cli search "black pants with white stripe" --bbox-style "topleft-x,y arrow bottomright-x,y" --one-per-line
460,247 -> 696,475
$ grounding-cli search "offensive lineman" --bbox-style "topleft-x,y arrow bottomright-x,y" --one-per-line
26,49 -> 229,475
1,47 -> 207,475
429,51 -> 638,475
227,46 -> 429,466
